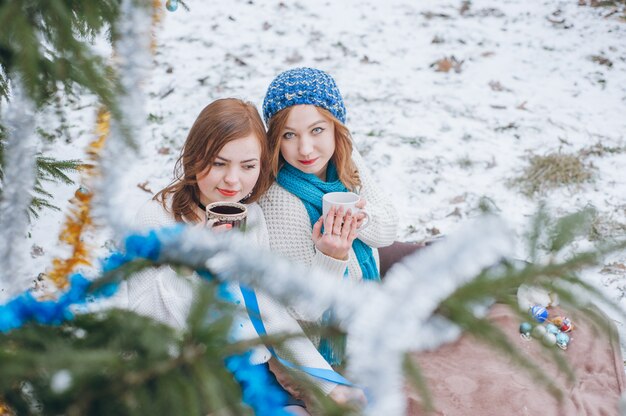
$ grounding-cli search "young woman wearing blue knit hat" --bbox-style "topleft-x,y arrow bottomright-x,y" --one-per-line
259,67 -> 399,408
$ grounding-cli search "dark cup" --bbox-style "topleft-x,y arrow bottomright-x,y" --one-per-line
206,201 -> 247,231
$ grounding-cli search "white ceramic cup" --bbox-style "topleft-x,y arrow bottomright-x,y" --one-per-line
322,191 -> 370,230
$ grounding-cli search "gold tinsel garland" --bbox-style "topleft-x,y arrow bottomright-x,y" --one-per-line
46,109 -> 109,289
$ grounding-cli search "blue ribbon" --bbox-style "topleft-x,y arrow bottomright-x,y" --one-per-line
0,273 -> 118,333
239,284 -> 355,387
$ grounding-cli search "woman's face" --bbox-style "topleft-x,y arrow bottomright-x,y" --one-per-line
196,133 -> 262,205
279,104 -> 336,180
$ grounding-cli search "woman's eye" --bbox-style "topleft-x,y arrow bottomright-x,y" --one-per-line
244,164 -> 257,170
283,132 -> 295,140
312,127 -> 324,134
212,161 -> 225,167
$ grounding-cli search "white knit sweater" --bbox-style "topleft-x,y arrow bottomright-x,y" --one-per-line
128,198 -> 338,393
258,149 -> 399,322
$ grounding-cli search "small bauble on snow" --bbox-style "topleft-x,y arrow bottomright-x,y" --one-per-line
519,322 -> 532,340
531,324 -> 547,339
556,332 -> 570,350
545,323 -> 559,335
551,316 -> 573,333
530,305 -> 548,323
166,0 -> 178,12
542,332 -> 557,347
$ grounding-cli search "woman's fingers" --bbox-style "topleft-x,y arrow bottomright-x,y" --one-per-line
312,216 -> 324,242
355,197 -> 367,209
354,211 -> 367,228
332,207 -> 344,236
348,212 -> 358,241
211,223 -> 232,232
314,206 -> 361,260
324,205 -> 336,236
341,209 -> 353,239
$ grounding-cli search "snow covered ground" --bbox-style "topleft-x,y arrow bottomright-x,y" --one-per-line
16,0 -> 626,346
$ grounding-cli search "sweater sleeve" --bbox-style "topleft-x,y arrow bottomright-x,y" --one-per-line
352,148 -> 398,247
127,199 -> 195,330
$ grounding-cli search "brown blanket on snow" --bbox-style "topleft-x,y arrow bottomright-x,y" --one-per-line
407,304 -> 625,416
271,304 -> 624,415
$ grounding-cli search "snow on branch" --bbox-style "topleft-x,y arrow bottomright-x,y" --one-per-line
145,216 -> 513,415
0,80 -> 37,301
97,0 -> 152,237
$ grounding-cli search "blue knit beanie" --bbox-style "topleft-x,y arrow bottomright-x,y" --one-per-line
262,67 -> 347,125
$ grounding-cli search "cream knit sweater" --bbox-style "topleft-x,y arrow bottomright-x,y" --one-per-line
128,198 -> 338,393
258,149 -> 399,322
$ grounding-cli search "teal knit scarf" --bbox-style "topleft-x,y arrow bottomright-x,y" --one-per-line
276,162 -> 380,364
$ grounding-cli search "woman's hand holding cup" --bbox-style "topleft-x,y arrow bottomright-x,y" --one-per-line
322,192 -> 370,231
312,205 -> 358,260
354,197 -> 368,229
207,222 -> 233,232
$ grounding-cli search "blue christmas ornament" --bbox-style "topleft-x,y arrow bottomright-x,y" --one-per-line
519,322 -> 532,340
530,305 -> 549,323
519,322 -> 532,334
556,332 -> 570,350
545,323 -> 559,335
166,0 -> 178,12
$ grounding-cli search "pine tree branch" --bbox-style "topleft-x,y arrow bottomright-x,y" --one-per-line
1,135 -> 81,218
35,156 -> 81,185
0,0 -> 123,108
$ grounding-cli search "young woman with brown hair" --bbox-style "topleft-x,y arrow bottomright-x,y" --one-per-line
153,98 -> 272,223
127,98 -> 342,415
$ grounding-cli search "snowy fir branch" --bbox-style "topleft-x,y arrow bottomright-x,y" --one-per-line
0,137 -> 82,219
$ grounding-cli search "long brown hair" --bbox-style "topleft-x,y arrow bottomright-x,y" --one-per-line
266,106 -> 361,190
155,98 -> 271,222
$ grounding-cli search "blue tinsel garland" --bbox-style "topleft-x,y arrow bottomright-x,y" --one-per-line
0,226 -> 289,415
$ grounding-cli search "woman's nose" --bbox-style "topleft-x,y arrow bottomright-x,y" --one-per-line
298,136 -> 313,156
224,167 -> 239,184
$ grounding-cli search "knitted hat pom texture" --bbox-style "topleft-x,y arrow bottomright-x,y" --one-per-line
262,67 -> 347,125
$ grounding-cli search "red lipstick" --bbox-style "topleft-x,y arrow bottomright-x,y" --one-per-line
298,158 -> 318,166
217,188 -> 238,197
